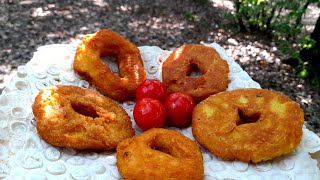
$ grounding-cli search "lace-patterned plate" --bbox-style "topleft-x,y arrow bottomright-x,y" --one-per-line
0,43 -> 319,180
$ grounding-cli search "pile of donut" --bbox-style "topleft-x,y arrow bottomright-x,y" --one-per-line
32,29 -> 304,180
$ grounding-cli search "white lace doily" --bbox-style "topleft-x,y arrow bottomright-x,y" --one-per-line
0,43 -> 319,180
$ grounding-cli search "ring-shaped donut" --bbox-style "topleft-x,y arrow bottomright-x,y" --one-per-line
73,29 -> 146,101
162,44 -> 229,102
192,88 -> 304,163
116,128 -> 204,179
32,85 -> 135,150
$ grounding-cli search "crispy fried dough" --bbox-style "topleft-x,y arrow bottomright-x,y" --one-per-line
73,29 -> 146,102
192,88 -> 304,163
32,85 -> 135,150
162,44 -> 229,102
116,128 -> 204,180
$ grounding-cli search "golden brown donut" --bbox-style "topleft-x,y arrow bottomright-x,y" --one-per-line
192,88 -> 304,163
116,128 -> 204,180
162,44 -> 229,102
73,29 -> 146,102
32,85 -> 135,150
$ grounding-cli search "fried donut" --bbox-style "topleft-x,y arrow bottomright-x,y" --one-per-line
162,44 -> 229,102
73,29 -> 146,101
32,85 -> 135,150
116,128 -> 204,180
192,88 -> 304,163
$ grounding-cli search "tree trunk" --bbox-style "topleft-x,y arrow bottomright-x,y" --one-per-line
300,15 -> 320,71
310,15 -> 320,42
234,0 -> 247,32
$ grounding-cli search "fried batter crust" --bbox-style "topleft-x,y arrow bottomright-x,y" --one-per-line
32,85 -> 135,150
73,29 -> 146,102
116,128 -> 204,180
162,44 -> 229,102
192,88 -> 304,163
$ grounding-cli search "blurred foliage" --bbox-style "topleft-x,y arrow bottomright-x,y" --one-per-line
184,11 -> 195,21
228,0 -> 320,87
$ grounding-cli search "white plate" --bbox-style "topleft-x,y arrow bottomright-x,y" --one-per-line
0,43 -> 319,180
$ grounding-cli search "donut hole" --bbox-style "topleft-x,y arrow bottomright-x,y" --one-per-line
236,109 -> 261,126
71,102 -> 99,119
150,142 -> 172,156
101,55 -> 117,63
187,63 -> 202,78
101,56 -> 120,76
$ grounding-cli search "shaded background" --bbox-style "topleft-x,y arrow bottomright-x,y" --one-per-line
0,0 -> 319,135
